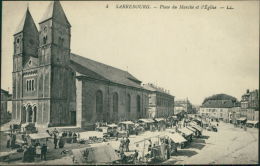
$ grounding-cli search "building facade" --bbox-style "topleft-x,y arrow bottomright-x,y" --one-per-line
240,89 -> 259,121
12,1 -> 149,128
143,83 -> 174,118
1,89 -> 12,124
199,94 -> 238,122
174,98 -> 192,114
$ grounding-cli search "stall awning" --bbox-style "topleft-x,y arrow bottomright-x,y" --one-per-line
170,116 -> 178,119
107,124 -> 118,128
246,120 -> 259,125
165,133 -> 187,143
186,126 -> 196,133
237,117 -> 247,121
202,120 -> 209,124
190,124 -> 203,132
138,119 -> 155,123
29,132 -> 51,140
178,128 -> 193,136
119,121 -> 135,125
155,118 -> 165,122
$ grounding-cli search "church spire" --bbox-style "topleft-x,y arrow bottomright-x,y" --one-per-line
14,6 -> 38,35
39,1 -> 71,27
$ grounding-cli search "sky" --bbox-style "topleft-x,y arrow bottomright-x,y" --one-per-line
1,1 -> 259,105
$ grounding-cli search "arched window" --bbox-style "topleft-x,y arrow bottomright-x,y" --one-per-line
27,105 -> 33,122
96,90 -> 103,119
27,80 -> 29,91
32,80 -> 34,91
137,95 -> 141,113
33,106 -> 37,122
29,80 -> 31,91
43,36 -> 47,45
22,106 -> 26,123
113,93 -> 118,121
127,94 -> 131,112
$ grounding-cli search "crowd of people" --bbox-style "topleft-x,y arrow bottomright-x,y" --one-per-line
22,143 -> 48,162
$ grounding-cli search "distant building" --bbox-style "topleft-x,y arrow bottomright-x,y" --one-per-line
174,98 -> 192,114
1,89 -> 12,124
240,89 -> 259,121
143,83 -> 174,118
199,94 -> 238,122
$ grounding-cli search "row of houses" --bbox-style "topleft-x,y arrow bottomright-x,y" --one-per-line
199,89 -> 259,124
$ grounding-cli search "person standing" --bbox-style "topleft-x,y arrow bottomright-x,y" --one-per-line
11,134 -> 16,149
77,132 -> 80,140
120,138 -> 124,153
125,137 -> 130,152
54,134 -> 58,149
36,143 -> 41,158
133,150 -> 139,164
59,136 -> 65,148
6,134 -> 11,148
41,144 -> 47,160
73,132 -> 77,143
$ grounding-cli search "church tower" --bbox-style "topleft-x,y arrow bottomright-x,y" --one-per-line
37,1 -> 74,126
12,7 -> 38,122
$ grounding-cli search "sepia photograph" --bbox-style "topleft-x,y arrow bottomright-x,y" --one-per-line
0,0 -> 259,165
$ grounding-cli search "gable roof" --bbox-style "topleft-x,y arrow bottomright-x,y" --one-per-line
70,53 -> 143,89
14,8 -> 38,35
202,100 -> 235,108
39,1 -> 71,26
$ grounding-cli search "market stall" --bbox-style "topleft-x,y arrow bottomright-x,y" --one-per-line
246,120 -> 259,128
188,124 -> 203,136
71,143 -> 120,164
186,126 -> 197,136
154,118 -> 166,131
118,121 -> 136,135
236,117 -> 247,127
28,132 -> 51,146
177,127 -> 193,144
138,119 -> 156,131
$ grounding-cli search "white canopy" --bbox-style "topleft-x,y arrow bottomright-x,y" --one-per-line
107,124 -> 118,128
178,128 -> 193,136
190,124 -> 203,132
237,117 -> 247,121
246,120 -> 259,125
119,121 -> 135,125
155,118 -> 165,122
138,119 -> 155,123
164,132 -> 187,143
29,132 -> 51,140
186,126 -> 196,133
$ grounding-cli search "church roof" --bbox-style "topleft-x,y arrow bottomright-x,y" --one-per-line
39,1 -> 71,26
70,53 -> 144,89
14,8 -> 37,35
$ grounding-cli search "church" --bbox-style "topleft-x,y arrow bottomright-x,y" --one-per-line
12,1 -> 150,129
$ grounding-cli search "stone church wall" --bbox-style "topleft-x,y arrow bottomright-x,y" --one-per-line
77,78 -> 149,128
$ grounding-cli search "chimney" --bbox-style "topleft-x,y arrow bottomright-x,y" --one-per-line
246,89 -> 249,93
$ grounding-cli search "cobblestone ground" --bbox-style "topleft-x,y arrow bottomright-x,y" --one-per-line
163,122 -> 259,165
1,122 -> 258,165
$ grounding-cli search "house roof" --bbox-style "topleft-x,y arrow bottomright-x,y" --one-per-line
39,1 -> 71,26
70,53 -> 143,89
202,100 -> 235,108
